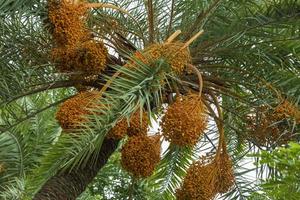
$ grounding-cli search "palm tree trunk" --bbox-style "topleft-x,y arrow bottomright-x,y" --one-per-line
33,138 -> 118,200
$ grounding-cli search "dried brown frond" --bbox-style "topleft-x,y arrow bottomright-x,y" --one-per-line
162,94 -> 208,146
55,91 -> 100,130
121,135 -> 161,178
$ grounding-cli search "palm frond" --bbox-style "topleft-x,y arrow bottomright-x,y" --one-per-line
24,59 -> 170,197
147,145 -> 195,199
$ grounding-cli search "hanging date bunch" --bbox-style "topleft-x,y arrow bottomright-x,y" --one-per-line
107,110 -> 149,140
48,0 -> 108,75
247,104 -> 295,147
274,99 -> 300,124
121,135 -> 161,178
56,91 -> 101,131
107,31 -> 206,180
176,125 -> 235,200
175,156 -> 216,200
107,109 -> 157,177
214,148 -> 235,194
121,31 -> 208,147
126,42 -> 191,75
176,151 -> 234,200
104,31 -> 205,141
125,30 -> 203,75
161,94 -> 208,147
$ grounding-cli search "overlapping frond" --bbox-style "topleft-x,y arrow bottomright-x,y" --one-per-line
0,93 -> 61,198
147,145 -> 195,199
24,59 -> 170,197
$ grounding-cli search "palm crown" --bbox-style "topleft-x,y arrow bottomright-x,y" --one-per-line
0,0 -> 299,199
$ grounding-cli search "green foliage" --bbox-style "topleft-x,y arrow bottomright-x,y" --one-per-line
0,93 -> 62,199
24,59 -> 170,198
251,142 -> 300,200
147,145 -> 195,199
0,0 -> 41,15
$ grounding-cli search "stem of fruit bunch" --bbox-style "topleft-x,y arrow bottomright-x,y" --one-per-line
187,64 -> 203,98
202,99 -> 221,133
98,71 -> 121,97
165,30 -> 182,44
209,91 -> 226,158
180,30 -> 204,50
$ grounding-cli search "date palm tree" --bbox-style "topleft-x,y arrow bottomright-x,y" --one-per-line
0,0 -> 299,199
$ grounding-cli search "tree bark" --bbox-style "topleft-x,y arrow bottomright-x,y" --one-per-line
33,138 -> 118,200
